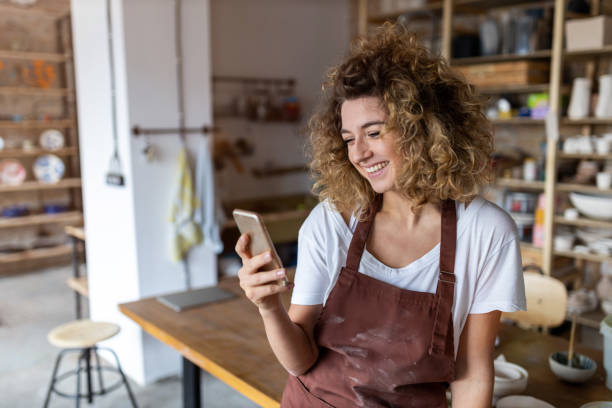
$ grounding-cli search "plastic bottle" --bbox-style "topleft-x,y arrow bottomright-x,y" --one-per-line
532,193 -> 546,247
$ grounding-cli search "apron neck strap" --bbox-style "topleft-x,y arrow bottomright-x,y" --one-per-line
345,195 -> 382,271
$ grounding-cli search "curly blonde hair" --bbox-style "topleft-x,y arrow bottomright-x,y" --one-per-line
308,23 -> 493,216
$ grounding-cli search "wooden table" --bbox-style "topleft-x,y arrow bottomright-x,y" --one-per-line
120,278 -> 610,408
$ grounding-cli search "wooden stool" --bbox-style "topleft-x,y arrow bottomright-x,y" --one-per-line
43,320 -> 138,408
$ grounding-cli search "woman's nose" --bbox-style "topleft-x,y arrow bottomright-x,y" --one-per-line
352,137 -> 371,161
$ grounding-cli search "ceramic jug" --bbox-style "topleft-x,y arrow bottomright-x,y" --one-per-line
568,77 -> 592,119
596,74 -> 612,118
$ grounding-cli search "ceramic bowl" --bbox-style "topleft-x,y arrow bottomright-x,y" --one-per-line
549,351 -> 597,383
493,361 -> 528,397
601,299 -> 612,315
580,402 -> 612,408
569,193 -> 612,220
496,395 -> 556,408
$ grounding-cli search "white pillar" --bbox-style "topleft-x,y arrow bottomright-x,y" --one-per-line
71,0 -> 215,385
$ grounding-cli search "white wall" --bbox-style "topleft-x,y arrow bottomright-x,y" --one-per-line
210,0 -> 351,201
71,0 -> 215,385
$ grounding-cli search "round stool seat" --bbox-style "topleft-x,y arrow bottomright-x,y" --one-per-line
48,319 -> 120,348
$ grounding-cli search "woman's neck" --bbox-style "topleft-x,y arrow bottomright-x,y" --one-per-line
380,191 -> 440,229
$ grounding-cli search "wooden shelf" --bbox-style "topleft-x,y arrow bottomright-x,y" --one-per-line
0,178 -> 81,193
494,178 -> 545,190
490,118 -> 545,125
0,147 -> 78,158
0,3 -> 70,18
554,249 -> 612,263
555,216 -> 612,229
558,152 -> 612,160
561,118 -> 612,126
0,211 -> 82,229
0,120 -> 75,129
0,50 -> 70,63
451,50 -> 552,66
0,87 -> 72,97
565,45 -> 612,59
570,309 -> 606,330
477,84 -> 549,94
557,183 -> 612,194
0,244 -> 72,265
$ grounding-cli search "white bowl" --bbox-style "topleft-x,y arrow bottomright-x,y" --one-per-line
549,351 -> 597,383
493,361 -> 528,397
602,299 -> 612,315
497,395 -> 556,408
580,402 -> 612,408
569,193 -> 612,220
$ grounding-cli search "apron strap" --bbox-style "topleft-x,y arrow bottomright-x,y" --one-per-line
345,195 -> 382,272
429,199 -> 457,356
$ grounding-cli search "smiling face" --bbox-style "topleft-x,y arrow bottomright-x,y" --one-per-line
340,96 -> 403,194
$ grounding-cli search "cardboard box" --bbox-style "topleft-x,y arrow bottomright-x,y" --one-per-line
565,15 -> 612,50
455,61 -> 549,87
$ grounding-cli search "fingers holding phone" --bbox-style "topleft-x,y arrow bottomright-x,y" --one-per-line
233,213 -> 294,311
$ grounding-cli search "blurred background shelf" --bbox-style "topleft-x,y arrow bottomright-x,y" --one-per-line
0,178 -> 81,193
0,49 -> 70,62
555,216 -> 612,229
0,119 -> 75,129
558,152 -> 612,160
0,211 -> 82,229
451,50 -> 552,65
489,118 -> 546,125
0,244 -> 72,266
0,87 -> 72,97
556,183 -> 612,194
494,178 -> 545,190
0,147 -> 78,158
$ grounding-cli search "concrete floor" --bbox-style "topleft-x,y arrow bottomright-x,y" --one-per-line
0,265 -> 259,408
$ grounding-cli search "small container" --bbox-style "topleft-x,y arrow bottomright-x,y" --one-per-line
511,212 -> 535,242
523,157 -> 537,181
597,172 -> 612,190
505,192 -> 537,214
564,208 -> 579,220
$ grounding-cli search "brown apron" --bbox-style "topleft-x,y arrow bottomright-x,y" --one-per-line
281,195 -> 457,407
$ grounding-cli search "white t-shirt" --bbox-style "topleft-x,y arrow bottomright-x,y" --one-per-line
291,196 -> 527,356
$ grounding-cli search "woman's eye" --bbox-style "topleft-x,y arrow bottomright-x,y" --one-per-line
343,138 -> 354,145
368,131 -> 380,138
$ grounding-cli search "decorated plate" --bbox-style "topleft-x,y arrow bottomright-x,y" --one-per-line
39,129 -> 65,150
0,159 -> 26,185
33,154 -> 64,184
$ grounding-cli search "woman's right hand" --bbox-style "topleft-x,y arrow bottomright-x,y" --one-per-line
235,233 -> 293,313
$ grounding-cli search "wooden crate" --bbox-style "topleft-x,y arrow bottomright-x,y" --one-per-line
456,61 -> 550,87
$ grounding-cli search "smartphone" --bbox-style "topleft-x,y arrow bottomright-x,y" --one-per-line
232,209 -> 290,286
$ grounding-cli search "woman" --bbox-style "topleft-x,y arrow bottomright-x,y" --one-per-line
235,23 -> 526,407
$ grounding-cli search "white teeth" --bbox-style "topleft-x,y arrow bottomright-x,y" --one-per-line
365,161 -> 388,173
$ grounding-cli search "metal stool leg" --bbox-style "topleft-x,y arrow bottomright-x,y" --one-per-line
43,349 -> 68,408
85,348 -> 93,404
93,346 -> 106,393
103,347 -> 138,408
76,351 -> 84,408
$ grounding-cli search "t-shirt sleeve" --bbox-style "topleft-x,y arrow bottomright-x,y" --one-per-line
290,205 -> 331,305
469,237 -> 527,314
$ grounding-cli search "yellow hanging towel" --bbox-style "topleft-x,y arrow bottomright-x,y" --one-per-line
169,147 -> 202,262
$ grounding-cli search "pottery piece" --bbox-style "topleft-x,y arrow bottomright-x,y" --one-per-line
549,351 -> 597,383
497,395 -> 555,408
493,361 -> 528,398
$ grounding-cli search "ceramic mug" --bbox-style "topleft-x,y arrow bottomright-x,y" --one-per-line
596,138 -> 611,154
568,77 -> 592,119
597,172 -> 612,190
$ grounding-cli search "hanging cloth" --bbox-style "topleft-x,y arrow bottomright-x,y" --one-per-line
169,147 -> 203,262
195,135 -> 224,254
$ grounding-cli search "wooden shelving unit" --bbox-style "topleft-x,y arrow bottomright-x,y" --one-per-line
360,0 -> 612,329
0,5 -> 82,274
0,119 -> 75,129
0,87 -> 72,97
0,178 -> 81,193
0,211 -> 82,229
0,147 -> 78,158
